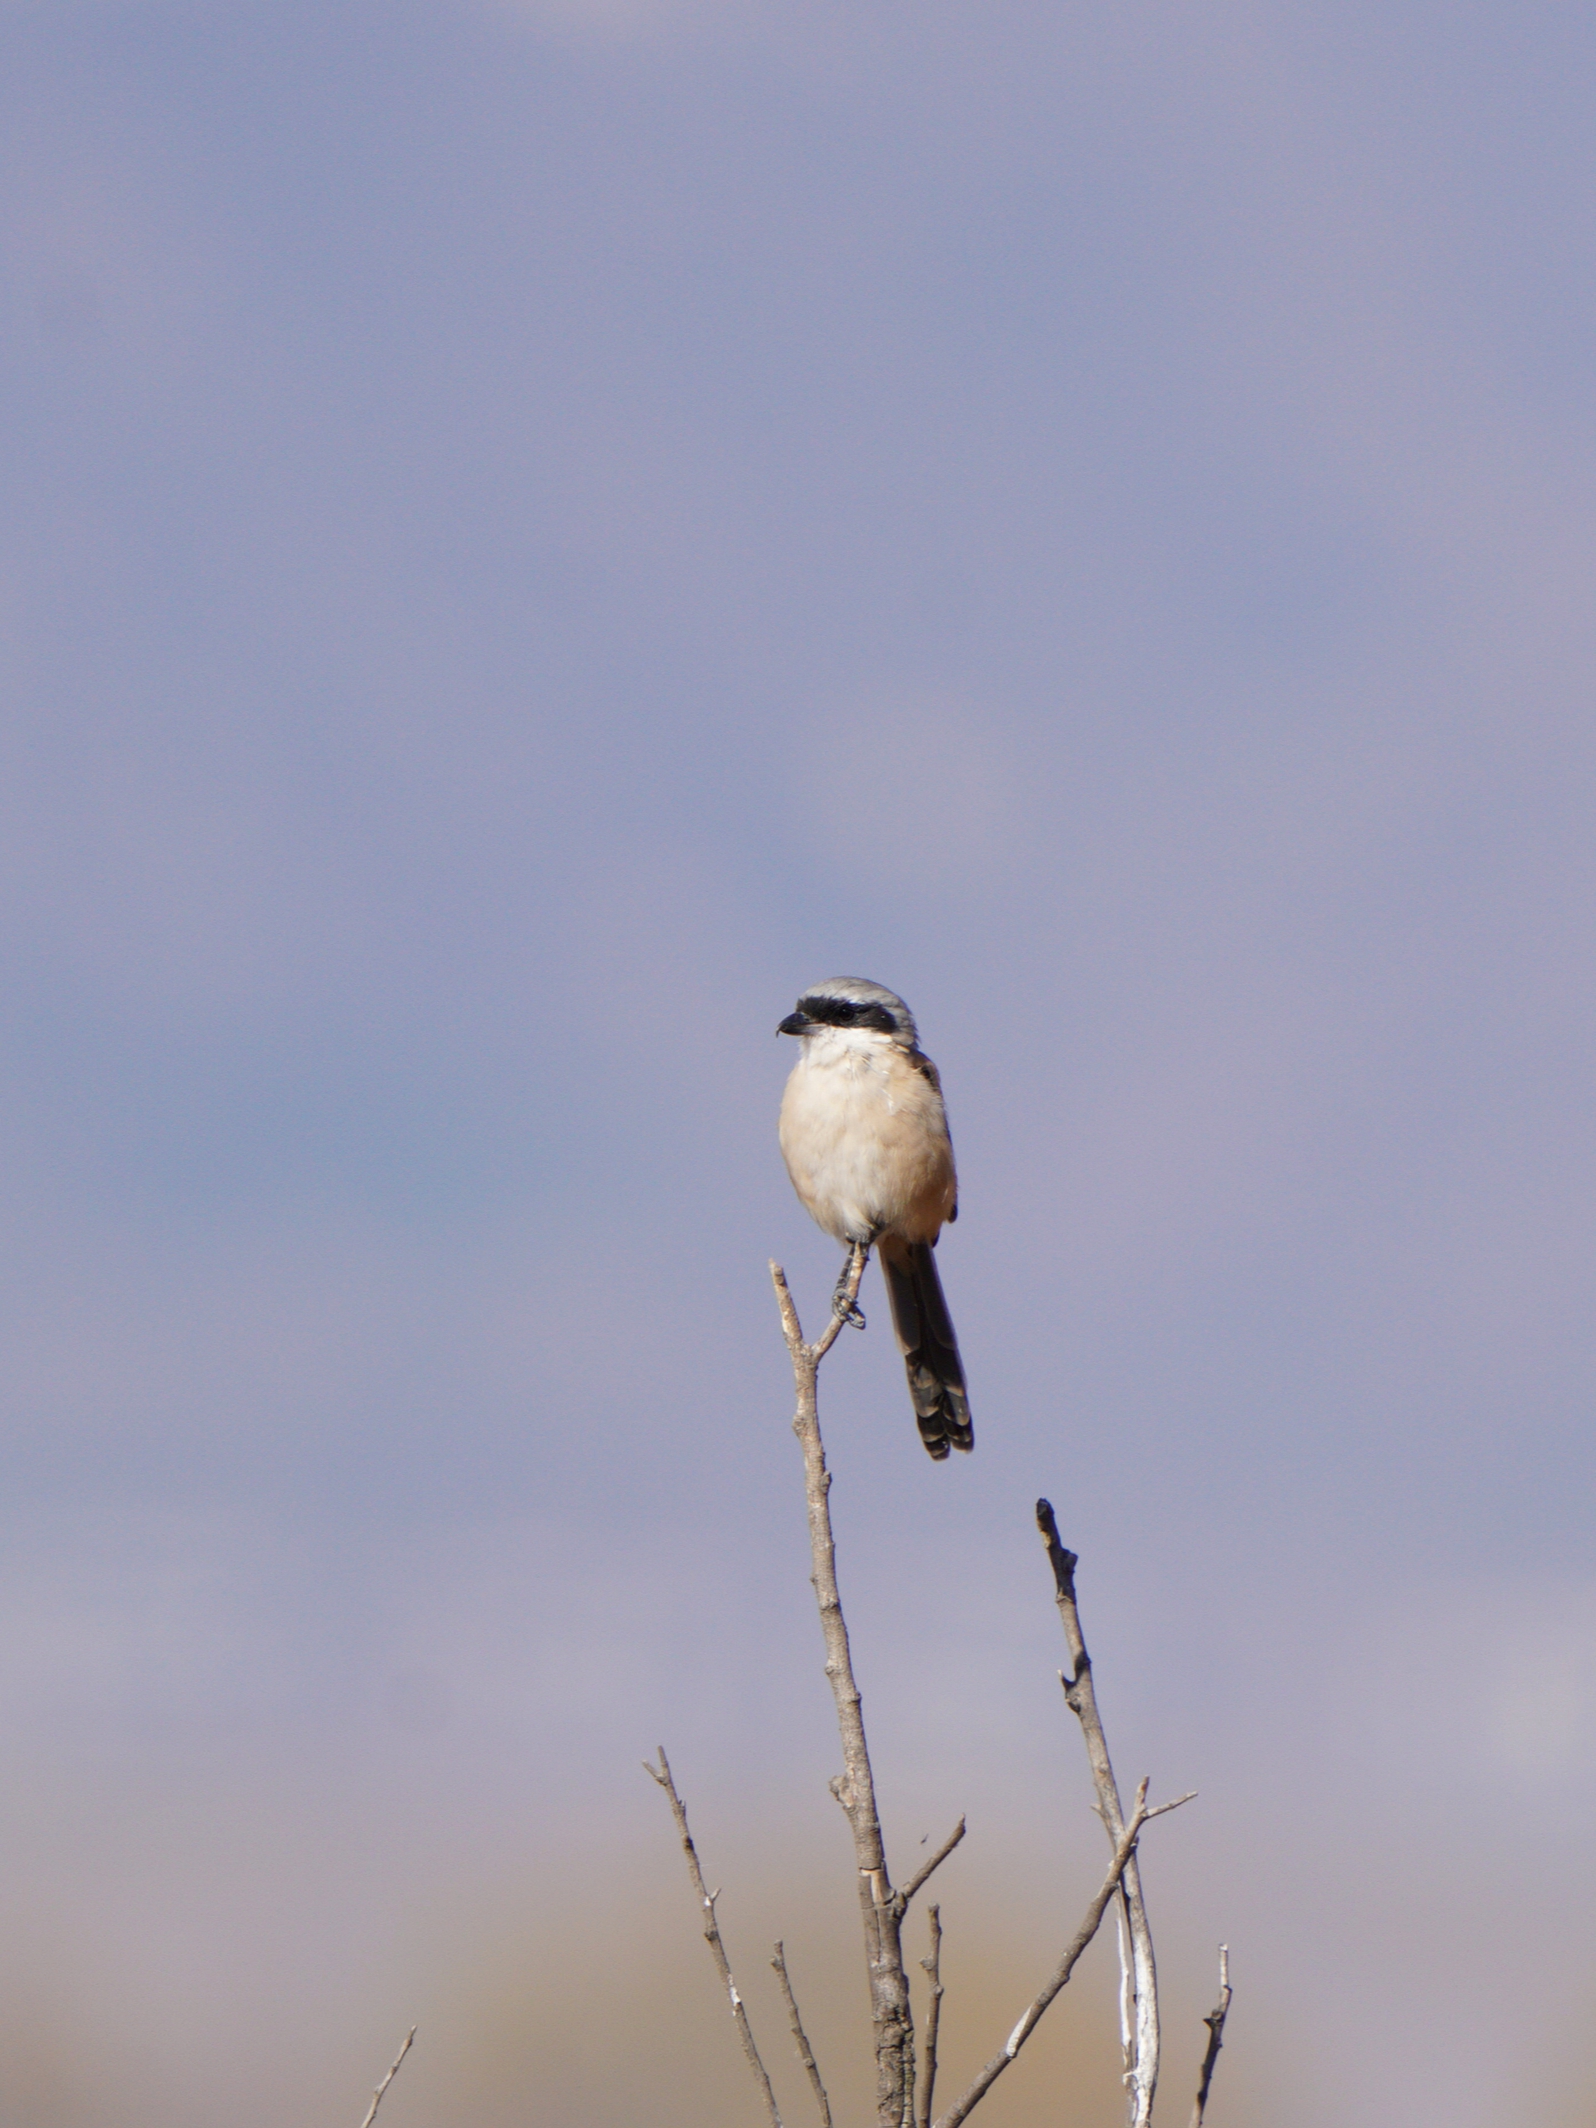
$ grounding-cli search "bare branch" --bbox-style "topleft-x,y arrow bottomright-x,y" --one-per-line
770,1255 -> 914,2128
897,1818 -> 967,1913
771,1245 -> 868,1370
1036,1498 -> 1162,2128
357,2027 -> 415,2128
933,1785 -> 1156,2128
645,1749 -> 784,2128
1145,1791 -> 1198,1821
770,1258 -> 806,1349
772,1942 -> 834,2128
915,1904 -> 944,2128
1188,1945 -> 1232,2128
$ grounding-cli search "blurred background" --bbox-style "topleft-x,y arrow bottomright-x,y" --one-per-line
2,1 -> 1594,2122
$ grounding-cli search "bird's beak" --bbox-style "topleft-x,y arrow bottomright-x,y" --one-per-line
777,1011 -> 810,1037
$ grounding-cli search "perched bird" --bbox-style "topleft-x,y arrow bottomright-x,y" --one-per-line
777,978 -> 973,1459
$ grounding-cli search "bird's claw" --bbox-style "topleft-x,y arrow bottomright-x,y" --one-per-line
831,1250 -> 868,1330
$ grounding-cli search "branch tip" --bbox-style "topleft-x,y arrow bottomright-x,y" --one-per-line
1031,1500 -> 1159,2128
1189,1942 -> 1234,2128
357,2026 -> 416,2128
898,1815 -> 967,1911
772,1939 -> 834,2128
646,1748 -> 784,2128
1145,1789 -> 1198,1820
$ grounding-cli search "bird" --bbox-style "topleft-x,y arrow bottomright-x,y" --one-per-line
776,977 -> 973,1459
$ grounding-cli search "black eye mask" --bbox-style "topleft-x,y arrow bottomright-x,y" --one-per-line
795,996 -> 901,1035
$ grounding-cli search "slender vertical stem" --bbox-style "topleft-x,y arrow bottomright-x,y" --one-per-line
772,1253 -> 916,2128
916,1904 -> 944,2128
1036,1500 -> 1161,2128
773,1942 -> 834,2128
1114,1894 -> 1135,2096
1188,1945 -> 1232,2128
645,1749 -> 785,2128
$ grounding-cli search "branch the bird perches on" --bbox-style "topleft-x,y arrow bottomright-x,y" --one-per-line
644,1250 -> 1228,2128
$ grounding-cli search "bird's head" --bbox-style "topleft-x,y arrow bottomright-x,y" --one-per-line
777,977 -> 918,1047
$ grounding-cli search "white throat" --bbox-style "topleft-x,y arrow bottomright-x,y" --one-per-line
798,1024 -> 899,1069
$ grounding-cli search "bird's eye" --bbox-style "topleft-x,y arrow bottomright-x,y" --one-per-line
796,996 -> 898,1034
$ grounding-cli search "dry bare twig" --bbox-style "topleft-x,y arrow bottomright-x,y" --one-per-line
771,1247 -> 922,2128
651,1227 -> 1224,2128
1035,1498 -> 1164,2128
644,1748 -> 784,2128
896,1818 -> 966,1915
772,1942 -> 834,2128
915,1904 -> 944,2128
933,1779 -> 1194,2128
1189,1945 -> 1232,2128
357,2026 -> 416,2128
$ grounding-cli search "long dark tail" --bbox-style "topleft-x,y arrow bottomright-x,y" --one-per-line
879,1236 -> 974,1460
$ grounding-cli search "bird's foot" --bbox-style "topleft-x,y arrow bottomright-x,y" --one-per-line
831,1246 -> 869,1329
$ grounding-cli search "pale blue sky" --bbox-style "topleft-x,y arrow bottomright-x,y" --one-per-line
2,4 -> 1594,2123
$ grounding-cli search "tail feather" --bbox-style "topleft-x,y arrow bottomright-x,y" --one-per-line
879,1238 -> 974,1460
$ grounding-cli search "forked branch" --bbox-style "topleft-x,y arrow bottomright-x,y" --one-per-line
654,1243 -> 1219,2128
933,1779 -> 1191,2128
645,1749 -> 784,2128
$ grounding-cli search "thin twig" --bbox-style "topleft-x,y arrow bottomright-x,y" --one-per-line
357,2027 -> 416,2128
1188,1945 -> 1232,2128
645,1749 -> 784,2128
1114,1899 -> 1134,2104
772,1942 -> 834,2128
896,1818 -> 966,1914
771,1251 -> 915,2128
915,1904 -> 944,2128
934,1782 -> 1172,2128
1146,1792 -> 1199,1819
1036,1498 -> 1162,2128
